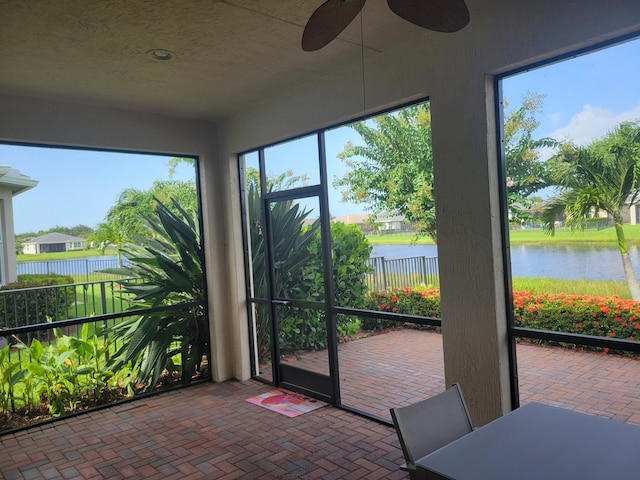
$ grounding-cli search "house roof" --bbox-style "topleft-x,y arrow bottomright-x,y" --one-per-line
336,214 -> 370,224
23,233 -> 85,245
0,166 -> 38,196
336,213 -> 407,224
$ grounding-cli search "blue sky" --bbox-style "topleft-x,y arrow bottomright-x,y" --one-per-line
2,36 -> 639,234
3,147 -> 194,234
503,37 -> 640,146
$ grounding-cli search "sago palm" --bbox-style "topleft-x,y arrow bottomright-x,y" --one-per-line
541,121 -> 640,300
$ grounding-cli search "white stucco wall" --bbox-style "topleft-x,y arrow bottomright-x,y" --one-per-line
0,189 -> 18,284
1,0 -> 639,425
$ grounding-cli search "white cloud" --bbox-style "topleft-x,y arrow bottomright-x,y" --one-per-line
550,102 -> 640,146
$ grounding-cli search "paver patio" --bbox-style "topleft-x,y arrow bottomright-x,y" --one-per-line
2,328 -> 639,479
288,328 -> 640,424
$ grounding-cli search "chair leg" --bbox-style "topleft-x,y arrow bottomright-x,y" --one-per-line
408,467 -> 429,480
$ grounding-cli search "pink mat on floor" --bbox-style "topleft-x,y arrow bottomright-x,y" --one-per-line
246,389 -> 327,417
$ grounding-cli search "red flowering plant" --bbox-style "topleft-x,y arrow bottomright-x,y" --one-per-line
512,291 -> 640,349
362,287 -> 640,353
361,286 -> 441,330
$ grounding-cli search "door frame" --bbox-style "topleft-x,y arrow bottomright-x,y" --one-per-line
240,132 -> 341,404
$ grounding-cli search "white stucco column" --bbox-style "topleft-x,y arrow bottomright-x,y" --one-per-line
430,72 -> 512,426
198,141 -> 252,383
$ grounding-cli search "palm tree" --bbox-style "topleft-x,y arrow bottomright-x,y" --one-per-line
93,221 -> 128,267
541,121 -> 640,300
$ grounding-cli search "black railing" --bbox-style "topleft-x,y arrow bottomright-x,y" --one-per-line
0,283 -> 208,435
0,279 -> 137,332
366,256 -> 439,291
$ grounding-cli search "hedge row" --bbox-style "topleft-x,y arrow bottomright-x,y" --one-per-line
362,287 -> 640,345
0,274 -> 75,329
513,290 -> 640,342
361,286 -> 440,330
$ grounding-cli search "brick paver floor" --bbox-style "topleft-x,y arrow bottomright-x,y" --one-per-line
2,328 -> 640,479
283,328 -> 640,423
0,381 -> 406,480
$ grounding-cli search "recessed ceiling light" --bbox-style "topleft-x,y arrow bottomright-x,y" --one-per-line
146,49 -> 175,61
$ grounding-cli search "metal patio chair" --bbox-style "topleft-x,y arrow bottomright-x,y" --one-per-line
390,383 -> 473,480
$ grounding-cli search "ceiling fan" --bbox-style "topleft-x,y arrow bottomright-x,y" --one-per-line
302,0 -> 470,51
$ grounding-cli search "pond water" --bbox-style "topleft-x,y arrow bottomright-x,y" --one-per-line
371,244 -> 640,281
18,245 -> 640,282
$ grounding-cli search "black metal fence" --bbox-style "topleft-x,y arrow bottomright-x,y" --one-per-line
366,256 -> 439,291
0,279 -> 135,333
17,257 -> 126,282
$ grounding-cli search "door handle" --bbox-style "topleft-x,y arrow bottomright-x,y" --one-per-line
272,300 -> 291,306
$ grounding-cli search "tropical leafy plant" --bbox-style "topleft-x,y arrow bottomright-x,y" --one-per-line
0,345 -> 28,414
102,198 -> 208,390
247,180 -> 319,359
25,335 -> 79,416
1,319 -> 136,430
247,171 -> 373,357
286,222 -> 372,350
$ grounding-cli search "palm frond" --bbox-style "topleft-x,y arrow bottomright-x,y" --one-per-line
103,198 -> 207,390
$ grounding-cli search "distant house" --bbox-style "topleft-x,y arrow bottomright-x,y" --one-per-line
622,195 -> 640,225
22,233 -> 85,254
376,215 -> 409,233
0,167 -> 38,285
580,195 -> 640,227
335,213 -> 415,234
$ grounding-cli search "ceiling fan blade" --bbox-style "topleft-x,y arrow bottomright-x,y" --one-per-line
387,0 -> 470,33
302,0 -> 366,52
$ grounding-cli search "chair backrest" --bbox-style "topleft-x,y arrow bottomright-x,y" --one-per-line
390,383 -> 473,468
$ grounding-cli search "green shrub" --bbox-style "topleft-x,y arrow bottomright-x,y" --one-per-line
15,274 -> 75,286
279,222 -> 373,352
0,274 -> 75,329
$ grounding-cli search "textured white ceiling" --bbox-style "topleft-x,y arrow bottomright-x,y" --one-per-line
0,0 -> 425,121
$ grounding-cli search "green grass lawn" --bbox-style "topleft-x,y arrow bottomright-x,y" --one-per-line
67,282 -> 134,319
507,225 -> 640,245
512,277 -> 630,297
367,233 -> 435,245
17,249 -> 115,262
367,225 -> 640,246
